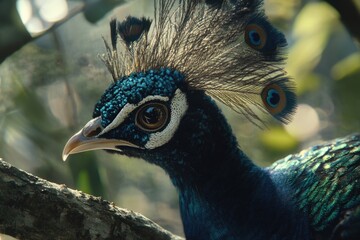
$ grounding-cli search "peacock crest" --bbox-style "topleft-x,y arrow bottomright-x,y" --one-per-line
100,0 -> 296,125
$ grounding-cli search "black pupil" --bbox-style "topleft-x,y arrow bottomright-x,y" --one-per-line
142,106 -> 162,125
270,91 -> 280,105
250,31 -> 260,45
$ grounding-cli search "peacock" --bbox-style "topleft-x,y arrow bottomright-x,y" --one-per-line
62,0 -> 360,239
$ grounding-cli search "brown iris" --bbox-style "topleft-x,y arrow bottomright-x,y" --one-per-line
135,102 -> 169,132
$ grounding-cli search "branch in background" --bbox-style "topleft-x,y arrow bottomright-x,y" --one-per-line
0,0 -> 32,64
0,0 -> 128,64
325,0 -> 360,43
0,158 -> 184,240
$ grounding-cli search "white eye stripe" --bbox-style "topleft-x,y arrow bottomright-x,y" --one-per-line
145,89 -> 188,149
99,95 -> 169,136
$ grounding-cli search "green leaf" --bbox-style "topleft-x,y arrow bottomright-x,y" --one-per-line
287,2 -> 339,80
261,127 -> 298,152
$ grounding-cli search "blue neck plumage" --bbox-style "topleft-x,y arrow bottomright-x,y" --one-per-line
138,90 -> 309,239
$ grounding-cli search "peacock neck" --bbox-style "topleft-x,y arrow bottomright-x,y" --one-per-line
148,90 -> 309,239
161,90 -> 269,195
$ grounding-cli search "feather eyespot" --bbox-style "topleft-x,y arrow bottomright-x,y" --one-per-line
261,83 -> 286,115
244,24 -> 267,50
117,16 -> 152,46
261,81 -> 297,123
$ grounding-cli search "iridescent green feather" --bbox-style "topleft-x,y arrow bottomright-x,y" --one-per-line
268,135 -> 360,232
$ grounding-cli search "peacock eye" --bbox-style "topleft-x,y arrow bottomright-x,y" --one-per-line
135,102 -> 169,132
244,24 -> 267,50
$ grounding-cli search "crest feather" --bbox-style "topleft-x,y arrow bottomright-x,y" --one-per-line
100,0 -> 296,125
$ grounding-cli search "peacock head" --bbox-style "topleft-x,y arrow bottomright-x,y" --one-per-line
63,1 -> 297,170
62,68 -> 190,160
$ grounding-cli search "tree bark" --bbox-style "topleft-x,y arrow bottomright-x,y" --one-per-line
0,158 -> 184,240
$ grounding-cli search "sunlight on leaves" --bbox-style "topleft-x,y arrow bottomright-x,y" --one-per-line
332,53 -> 360,80
261,127 -> 298,152
287,2 -> 340,87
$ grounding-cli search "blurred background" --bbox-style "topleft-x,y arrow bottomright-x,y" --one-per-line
0,0 -> 359,238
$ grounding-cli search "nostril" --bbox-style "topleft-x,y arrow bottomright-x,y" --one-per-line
85,127 -> 102,137
82,117 -> 103,137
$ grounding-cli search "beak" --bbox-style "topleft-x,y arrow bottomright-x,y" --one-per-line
62,117 -> 139,161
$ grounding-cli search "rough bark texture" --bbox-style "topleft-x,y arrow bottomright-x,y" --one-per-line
0,158 -> 184,240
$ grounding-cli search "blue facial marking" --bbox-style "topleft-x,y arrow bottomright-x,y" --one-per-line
266,89 -> 280,108
93,68 -> 185,128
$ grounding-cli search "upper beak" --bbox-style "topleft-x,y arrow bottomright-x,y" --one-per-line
62,117 -> 139,161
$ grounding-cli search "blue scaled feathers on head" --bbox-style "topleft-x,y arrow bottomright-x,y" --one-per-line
93,68 -> 185,128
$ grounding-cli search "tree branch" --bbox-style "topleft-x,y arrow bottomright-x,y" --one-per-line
325,0 -> 360,43
0,158 -> 184,240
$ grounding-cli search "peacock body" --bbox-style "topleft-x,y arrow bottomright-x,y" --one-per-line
63,0 -> 360,239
